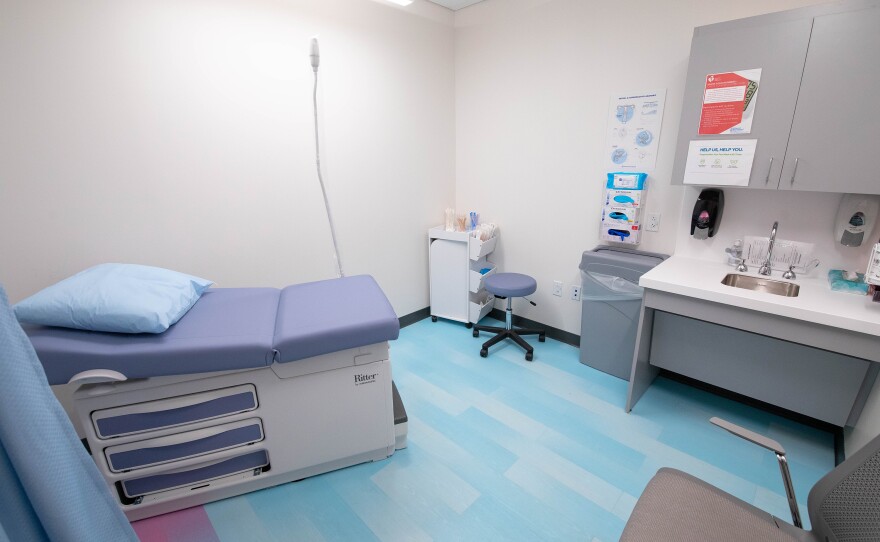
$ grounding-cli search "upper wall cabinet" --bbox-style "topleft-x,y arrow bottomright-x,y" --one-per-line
671,1 -> 880,195
779,8 -> 880,193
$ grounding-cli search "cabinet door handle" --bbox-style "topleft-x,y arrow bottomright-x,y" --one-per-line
790,158 -> 799,185
765,157 -> 774,185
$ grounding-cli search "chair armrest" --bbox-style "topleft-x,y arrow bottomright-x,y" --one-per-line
710,417 -> 786,455
709,417 -> 802,528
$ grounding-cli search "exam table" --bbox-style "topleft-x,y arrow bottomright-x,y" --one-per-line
23,275 -> 406,521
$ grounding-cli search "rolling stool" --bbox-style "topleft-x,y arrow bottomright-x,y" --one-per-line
473,272 -> 545,361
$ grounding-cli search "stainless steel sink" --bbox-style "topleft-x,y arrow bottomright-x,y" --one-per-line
720,273 -> 800,297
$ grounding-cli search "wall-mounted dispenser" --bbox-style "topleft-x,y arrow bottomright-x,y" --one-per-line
600,172 -> 647,245
835,194 -> 879,247
690,188 -> 724,240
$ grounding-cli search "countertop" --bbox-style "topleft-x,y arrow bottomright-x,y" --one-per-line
639,255 -> 880,337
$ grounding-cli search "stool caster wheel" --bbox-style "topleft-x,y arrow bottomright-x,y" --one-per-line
431,316 -> 437,322
473,329 -> 479,338
539,334 -> 546,342
480,349 -> 488,358
525,352 -> 533,362
466,322 -> 473,329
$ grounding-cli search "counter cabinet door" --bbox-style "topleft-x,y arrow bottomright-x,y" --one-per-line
671,17 -> 813,189
780,6 -> 880,194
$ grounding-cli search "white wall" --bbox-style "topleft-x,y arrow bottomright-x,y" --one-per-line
454,0 -> 826,335
674,187 -> 874,273
0,0 -> 454,318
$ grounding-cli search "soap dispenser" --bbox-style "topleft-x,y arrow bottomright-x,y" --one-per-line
835,194 -> 880,247
690,189 -> 724,240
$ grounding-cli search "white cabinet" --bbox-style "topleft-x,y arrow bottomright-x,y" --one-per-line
428,227 -> 497,325
672,1 -> 880,194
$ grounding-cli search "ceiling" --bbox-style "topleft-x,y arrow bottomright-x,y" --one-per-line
426,0 -> 486,10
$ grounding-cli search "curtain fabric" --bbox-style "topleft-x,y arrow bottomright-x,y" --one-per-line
0,285 -> 137,542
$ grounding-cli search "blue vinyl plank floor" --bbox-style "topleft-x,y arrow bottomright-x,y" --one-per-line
135,317 -> 835,542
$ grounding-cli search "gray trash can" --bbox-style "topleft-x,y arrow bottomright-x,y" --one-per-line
579,246 -> 668,380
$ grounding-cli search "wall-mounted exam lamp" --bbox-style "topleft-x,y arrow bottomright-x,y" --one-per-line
309,37 -> 344,279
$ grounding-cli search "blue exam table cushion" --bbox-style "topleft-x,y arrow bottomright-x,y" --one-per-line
273,275 -> 400,362
25,276 -> 400,385
24,288 -> 280,385
14,263 -> 213,334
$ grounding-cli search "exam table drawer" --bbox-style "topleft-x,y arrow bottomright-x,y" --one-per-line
92,385 -> 258,439
121,449 -> 269,498
105,419 -> 264,472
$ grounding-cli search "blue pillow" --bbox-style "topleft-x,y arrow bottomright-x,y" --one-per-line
14,263 -> 213,334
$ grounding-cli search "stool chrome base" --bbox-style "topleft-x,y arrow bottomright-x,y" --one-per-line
473,298 -> 545,361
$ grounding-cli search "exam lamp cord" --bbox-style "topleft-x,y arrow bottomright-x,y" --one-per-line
312,61 -> 344,278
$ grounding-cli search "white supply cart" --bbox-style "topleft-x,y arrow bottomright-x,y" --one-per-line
428,227 -> 498,326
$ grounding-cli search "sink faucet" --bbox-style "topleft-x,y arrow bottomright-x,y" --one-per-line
758,221 -> 779,276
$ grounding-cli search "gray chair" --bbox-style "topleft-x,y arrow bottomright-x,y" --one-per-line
621,417 -> 880,542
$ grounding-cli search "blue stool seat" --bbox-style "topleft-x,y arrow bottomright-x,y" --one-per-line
484,273 -> 537,298
474,272 -> 544,361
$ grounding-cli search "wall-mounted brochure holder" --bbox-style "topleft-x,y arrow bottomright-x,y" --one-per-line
600,172 -> 646,245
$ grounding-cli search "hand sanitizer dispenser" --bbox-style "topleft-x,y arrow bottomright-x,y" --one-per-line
690,189 -> 724,240
835,194 -> 880,247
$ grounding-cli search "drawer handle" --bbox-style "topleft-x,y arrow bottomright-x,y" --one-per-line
790,157 -> 799,185
765,157 -> 774,185
69,369 -> 127,385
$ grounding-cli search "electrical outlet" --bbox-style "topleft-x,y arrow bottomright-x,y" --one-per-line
646,212 -> 661,232
552,280 -> 563,297
570,285 -> 581,301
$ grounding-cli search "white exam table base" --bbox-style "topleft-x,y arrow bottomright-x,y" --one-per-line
64,342 -> 397,521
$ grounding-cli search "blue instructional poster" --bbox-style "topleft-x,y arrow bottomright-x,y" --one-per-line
605,89 -> 666,171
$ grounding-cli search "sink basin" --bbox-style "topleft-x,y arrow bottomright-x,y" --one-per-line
720,273 -> 800,297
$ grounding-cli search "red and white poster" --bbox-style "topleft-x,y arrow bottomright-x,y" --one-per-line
698,68 -> 761,135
